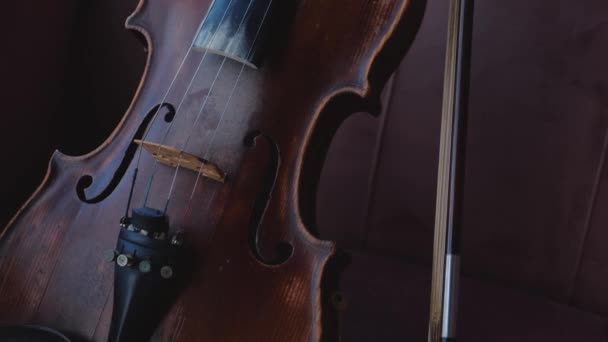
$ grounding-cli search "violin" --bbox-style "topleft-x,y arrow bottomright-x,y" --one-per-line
0,0 -> 425,341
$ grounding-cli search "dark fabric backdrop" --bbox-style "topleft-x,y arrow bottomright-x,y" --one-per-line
2,1 -> 608,341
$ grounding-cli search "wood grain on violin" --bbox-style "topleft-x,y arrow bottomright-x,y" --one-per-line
0,0 -> 425,341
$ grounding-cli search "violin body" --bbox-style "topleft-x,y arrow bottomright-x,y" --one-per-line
0,0 -> 424,340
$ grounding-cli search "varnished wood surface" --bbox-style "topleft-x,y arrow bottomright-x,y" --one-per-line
0,0 -> 425,341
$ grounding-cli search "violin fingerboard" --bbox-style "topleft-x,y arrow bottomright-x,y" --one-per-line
194,0 -> 283,69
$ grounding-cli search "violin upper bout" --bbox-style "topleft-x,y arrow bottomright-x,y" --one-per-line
124,0 -> 162,53
124,0 -> 148,32
280,0 -> 426,104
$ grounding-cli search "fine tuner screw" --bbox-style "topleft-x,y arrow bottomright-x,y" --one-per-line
160,266 -> 174,279
138,260 -> 152,273
116,254 -> 134,268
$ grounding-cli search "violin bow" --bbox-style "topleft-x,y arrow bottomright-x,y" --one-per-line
428,0 -> 475,341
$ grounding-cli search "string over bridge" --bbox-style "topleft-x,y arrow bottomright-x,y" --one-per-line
135,140 -> 226,183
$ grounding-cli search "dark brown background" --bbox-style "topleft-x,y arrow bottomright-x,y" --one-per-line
2,0 -> 608,340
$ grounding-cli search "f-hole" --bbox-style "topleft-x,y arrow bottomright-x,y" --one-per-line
76,103 -> 176,203
245,132 -> 293,266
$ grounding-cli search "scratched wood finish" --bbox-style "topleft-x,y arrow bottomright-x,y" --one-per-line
0,0 -> 425,341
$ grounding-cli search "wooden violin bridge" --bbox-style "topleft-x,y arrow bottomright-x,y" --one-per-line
135,140 -> 226,183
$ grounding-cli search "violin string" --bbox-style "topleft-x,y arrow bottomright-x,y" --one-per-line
163,0 -> 257,212
124,5 -> 215,216
201,0 -> 274,168
133,1 -> 230,169
177,66 -> 245,224
163,56 -> 228,213
134,0 -> 237,208
176,65 -> 244,224
176,0 -> 274,227
149,0 -> 236,166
